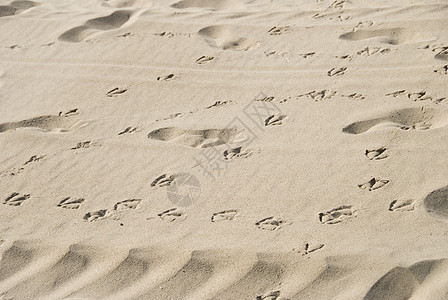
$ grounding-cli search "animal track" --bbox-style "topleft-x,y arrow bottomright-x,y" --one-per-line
113,199 -> 142,211
24,155 -> 46,165
0,114 -> 85,133
154,31 -> 175,38
327,0 -> 346,9
0,167 -> 23,177
255,95 -> 274,102
358,178 -> 389,191
319,205 -> 356,224
3,192 -> 30,206
106,87 -> 127,97
302,242 -> 324,255
389,199 -> 415,212
71,141 -> 100,150
158,208 -> 185,222
312,13 -> 327,19
265,114 -> 287,126
298,90 -> 337,101
343,107 -> 448,134
7,44 -> 23,49
162,113 -> 183,121
83,210 -> 111,222
198,25 -> 259,51
387,90 -> 446,104
152,113 -> 184,123
157,74 -> 175,81
211,209 -> 238,222
421,44 -> 448,52
328,67 -> 347,77
151,173 -> 200,206
409,92 -> 445,104
268,26 -> 290,35
59,10 -> 133,43
294,242 -> 325,256
426,45 -> 448,60
357,46 -> 390,57
1,155 -> 46,177
223,146 -> 253,160
434,65 -> 448,75
153,31 -> 193,38
82,199 -> 141,221
59,108 -> 79,117
299,52 -> 315,58
148,127 -> 237,148
117,32 -> 132,38
206,100 -> 231,109
71,141 -> 89,150
415,92 -> 436,103
256,290 -> 281,300
151,174 -> 180,188
329,15 -> 351,22
313,9 -> 349,21
255,216 -> 288,231
408,92 -> 432,102
57,197 -> 85,209
365,147 -> 388,160
335,54 -> 351,60
196,56 -> 214,64
118,126 -> 140,135
339,46 -> 390,61
264,50 -> 288,58
352,21 -> 374,31
342,93 -> 365,100
385,90 -> 406,97
421,44 -> 448,60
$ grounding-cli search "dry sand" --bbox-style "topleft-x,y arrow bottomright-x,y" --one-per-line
0,0 -> 448,299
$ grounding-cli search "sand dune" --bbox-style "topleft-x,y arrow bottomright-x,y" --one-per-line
5,243 -> 447,299
0,1 -> 36,18
59,10 -> 134,42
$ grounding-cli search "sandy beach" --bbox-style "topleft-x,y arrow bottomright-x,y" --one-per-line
1,0 -> 448,299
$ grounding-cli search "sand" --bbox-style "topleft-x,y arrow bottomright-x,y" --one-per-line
0,0 -> 448,299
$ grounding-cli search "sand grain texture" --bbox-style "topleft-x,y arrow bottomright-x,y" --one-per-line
0,0 -> 447,298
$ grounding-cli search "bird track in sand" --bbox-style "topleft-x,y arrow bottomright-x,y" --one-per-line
3,192 -> 30,206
